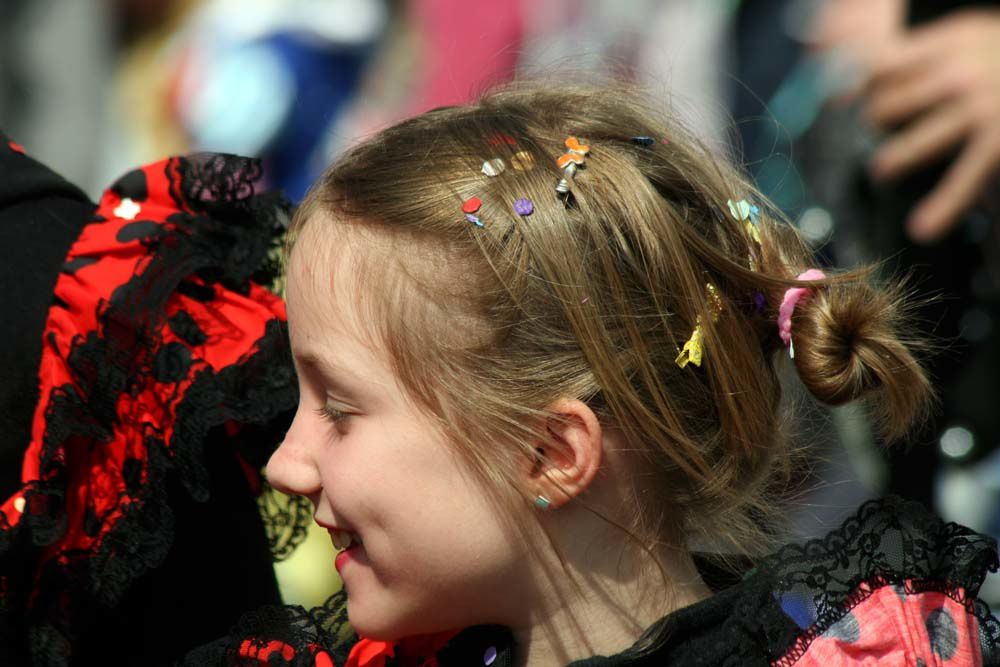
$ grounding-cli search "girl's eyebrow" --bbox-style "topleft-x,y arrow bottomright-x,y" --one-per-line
294,351 -> 363,400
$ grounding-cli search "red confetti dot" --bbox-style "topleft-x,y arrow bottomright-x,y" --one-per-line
462,197 -> 482,214
8,141 -> 25,154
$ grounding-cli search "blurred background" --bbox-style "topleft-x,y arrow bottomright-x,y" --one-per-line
3,0 -> 998,607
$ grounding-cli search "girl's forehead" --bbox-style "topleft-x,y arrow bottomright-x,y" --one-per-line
285,217 -> 391,350
288,216 -> 364,300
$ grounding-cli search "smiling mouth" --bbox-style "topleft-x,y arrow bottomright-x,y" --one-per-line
330,528 -> 362,551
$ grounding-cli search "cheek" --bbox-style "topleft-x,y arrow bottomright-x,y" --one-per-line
326,419 -> 525,562
378,458 -> 525,585
332,433 -> 535,634
350,502 -> 528,638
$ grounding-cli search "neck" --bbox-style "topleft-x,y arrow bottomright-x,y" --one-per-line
510,543 -> 710,667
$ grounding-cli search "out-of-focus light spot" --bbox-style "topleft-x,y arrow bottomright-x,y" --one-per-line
183,44 -> 295,155
940,425 -> 975,459
798,206 -> 833,244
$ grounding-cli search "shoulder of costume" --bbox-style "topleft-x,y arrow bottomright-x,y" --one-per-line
584,496 -> 1000,665
763,495 -> 1000,664
0,129 -> 91,206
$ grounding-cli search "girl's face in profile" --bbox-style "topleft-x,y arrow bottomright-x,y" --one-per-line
266,220 -> 530,639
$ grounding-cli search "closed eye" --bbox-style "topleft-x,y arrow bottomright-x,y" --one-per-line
314,404 -> 350,425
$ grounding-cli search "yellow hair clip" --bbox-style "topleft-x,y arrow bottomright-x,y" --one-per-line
675,283 -> 723,368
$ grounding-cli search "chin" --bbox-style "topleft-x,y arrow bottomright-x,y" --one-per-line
347,601 -> 416,641
347,597 -> 457,642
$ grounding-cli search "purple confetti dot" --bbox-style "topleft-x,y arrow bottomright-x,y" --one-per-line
514,198 -> 534,216
753,291 -> 766,313
465,213 -> 484,227
484,646 -> 497,665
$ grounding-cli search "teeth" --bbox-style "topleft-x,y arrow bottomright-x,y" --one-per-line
331,530 -> 348,550
331,529 -> 359,550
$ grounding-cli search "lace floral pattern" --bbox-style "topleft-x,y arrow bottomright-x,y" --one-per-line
259,481 -> 313,562
181,589 -> 355,667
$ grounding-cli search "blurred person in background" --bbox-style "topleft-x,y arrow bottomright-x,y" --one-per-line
802,0 -> 1000,532
724,0 -> 1000,560
79,0 -> 524,202
811,0 -> 1000,245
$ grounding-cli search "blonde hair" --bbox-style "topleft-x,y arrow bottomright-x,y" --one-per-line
287,82 -> 931,561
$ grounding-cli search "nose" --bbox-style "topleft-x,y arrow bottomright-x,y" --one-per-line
265,419 -> 322,498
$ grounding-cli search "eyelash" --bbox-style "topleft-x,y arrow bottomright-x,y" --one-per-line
314,404 -> 350,425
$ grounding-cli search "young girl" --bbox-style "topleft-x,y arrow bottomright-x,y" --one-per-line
189,83 -> 999,666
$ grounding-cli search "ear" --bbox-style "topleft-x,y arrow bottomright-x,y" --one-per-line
526,399 -> 603,509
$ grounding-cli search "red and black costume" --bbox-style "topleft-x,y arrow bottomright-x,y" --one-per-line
0,137 -> 304,665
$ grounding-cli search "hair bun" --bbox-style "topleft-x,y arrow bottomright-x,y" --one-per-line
789,278 -> 932,441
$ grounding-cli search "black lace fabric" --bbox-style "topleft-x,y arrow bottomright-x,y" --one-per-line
258,482 -> 313,562
180,589 -> 356,667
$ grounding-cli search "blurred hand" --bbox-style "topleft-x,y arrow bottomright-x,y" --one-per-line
810,0 -> 907,76
864,9 -> 1000,243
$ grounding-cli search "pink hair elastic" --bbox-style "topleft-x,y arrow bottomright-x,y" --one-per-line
777,269 -> 826,354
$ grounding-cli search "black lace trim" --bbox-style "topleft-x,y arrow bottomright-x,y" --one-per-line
764,495 -> 1000,664
180,589 -> 355,667
1,155 -> 302,665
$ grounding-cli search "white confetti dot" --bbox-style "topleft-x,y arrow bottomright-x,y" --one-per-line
481,159 -> 506,177
114,198 -> 141,220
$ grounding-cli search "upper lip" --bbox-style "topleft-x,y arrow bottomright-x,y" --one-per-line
314,516 -> 348,532
314,516 -> 359,540
315,517 -> 361,550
